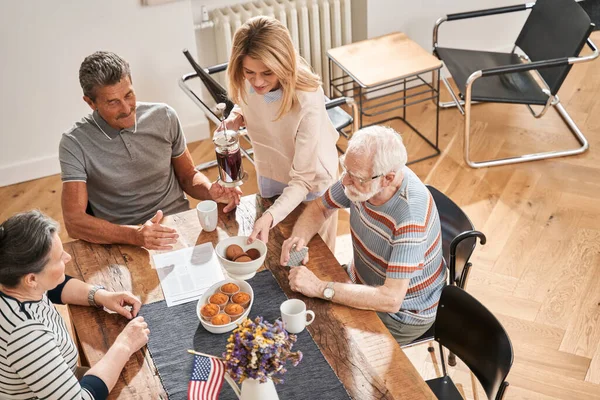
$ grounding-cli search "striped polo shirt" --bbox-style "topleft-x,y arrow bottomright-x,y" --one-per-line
0,277 -> 107,399
322,167 -> 446,326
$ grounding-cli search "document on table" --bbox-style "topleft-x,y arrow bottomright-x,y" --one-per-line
151,243 -> 224,307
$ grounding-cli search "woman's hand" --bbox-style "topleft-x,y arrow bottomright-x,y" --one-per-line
95,290 -> 141,319
248,212 -> 274,244
114,316 -> 150,356
209,182 -> 242,213
214,113 -> 244,135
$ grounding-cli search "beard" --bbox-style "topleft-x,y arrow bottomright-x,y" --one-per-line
344,179 -> 383,203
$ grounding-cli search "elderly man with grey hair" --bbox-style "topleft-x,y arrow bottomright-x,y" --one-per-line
280,125 -> 446,345
59,51 -> 241,250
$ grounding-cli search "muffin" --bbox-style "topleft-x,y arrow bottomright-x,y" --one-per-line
225,245 -> 245,261
209,293 -> 229,309
224,303 -> 244,320
232,292 -> 251,308
200,303 -> 220,321
234,255 -> 252,263
220,282 -> 240,295
211,313 -> 231,325
246,248 -> 261,260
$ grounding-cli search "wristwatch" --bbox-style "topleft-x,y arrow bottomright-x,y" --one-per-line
323,282 -> 335,301
88,285 -> 105,308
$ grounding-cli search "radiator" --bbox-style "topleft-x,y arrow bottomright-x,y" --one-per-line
202,0 -> 352,95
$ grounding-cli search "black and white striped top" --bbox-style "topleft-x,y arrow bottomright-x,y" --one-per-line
0,277 -> 107,399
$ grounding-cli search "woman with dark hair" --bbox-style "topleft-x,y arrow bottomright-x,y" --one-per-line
0,210 -> 149,399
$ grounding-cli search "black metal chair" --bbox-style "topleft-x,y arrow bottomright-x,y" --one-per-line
179,50 -> 358,171
426,285 -> 514,400
433,0 -> 599,168
402,185 -> 486,366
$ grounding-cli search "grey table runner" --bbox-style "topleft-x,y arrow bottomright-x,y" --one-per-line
140,270 -> 350,399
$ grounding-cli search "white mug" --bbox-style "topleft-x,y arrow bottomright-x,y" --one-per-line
280,299 -> 315,334
196,201 -> 218,232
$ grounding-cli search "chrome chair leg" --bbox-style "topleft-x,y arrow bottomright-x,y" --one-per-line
463,73 -> 589,168
440,75 -> 465,115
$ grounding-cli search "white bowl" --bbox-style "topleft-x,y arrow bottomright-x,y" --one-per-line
215,236 -> 267,280
197,278 -> 254,334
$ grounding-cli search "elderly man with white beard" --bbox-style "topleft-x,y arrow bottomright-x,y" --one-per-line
279,125 -> 446,345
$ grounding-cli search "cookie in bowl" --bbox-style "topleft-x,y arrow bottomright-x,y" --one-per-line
225,244 -> 245,261
246,248 -> 261,260
215,236 -> 267,280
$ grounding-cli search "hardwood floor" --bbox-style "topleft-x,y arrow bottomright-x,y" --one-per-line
1,31 -> 598,399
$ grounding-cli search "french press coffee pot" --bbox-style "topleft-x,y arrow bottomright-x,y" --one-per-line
213,103 -> 248,187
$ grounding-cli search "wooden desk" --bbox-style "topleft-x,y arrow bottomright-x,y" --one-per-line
64,195 -> 434,399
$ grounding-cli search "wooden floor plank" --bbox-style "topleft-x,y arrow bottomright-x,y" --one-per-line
559,240 -> 600,358
475,169 -> 541,272
587,342 -> 600,384
512,206 -> 584,303
535,229 -> 600,329
495,314 -> 565,351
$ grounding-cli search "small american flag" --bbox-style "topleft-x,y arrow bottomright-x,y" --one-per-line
188,354 -> 225,400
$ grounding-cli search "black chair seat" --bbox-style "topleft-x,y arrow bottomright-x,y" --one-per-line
436,47 -> 549,105
426,376 -> 464,400
327,105 -> 353,133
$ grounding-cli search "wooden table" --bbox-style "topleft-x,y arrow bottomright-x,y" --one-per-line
64,195 -> 435,399
328,32 -> 443,165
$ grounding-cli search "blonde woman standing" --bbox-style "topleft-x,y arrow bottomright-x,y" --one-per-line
224,16 -> 339,250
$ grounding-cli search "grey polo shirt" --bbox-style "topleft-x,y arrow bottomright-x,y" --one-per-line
59,102 -> 190,225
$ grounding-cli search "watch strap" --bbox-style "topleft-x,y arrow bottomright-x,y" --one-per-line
88,285 -> 105,308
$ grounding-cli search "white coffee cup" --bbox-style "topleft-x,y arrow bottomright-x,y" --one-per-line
280,299 -> 315,334
196,200 -> 218,232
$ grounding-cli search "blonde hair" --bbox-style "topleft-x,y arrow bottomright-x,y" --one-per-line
228,16 -> 321,120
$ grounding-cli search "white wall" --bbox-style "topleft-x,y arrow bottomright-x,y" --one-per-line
0,0 -> 209,187
359,0 -> 529,53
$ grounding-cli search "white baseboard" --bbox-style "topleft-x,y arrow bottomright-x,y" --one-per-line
0,155 -> 61,187
0,118 -> 212,188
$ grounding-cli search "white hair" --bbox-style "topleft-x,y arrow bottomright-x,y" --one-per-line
346,125 -> 408,175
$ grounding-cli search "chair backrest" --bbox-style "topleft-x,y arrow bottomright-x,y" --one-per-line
515,0 -> 593,95
436,285 -> 513,400
183,51 -> 234,118
426,185 -> 477,287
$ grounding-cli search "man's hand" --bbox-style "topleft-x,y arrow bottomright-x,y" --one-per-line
288,266 -> 326,298
280,236 -> 310,266
209,182 -> 241,213
248,212 -> 273,244
94,290 -> 142,319
136,210 -> 178,250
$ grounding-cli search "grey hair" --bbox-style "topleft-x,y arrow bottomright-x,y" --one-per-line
346,125 -> 408,176
0,211 -> 59,288
79,51 -> 131,101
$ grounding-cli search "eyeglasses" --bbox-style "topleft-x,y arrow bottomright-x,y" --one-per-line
339,156 -> 382,185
